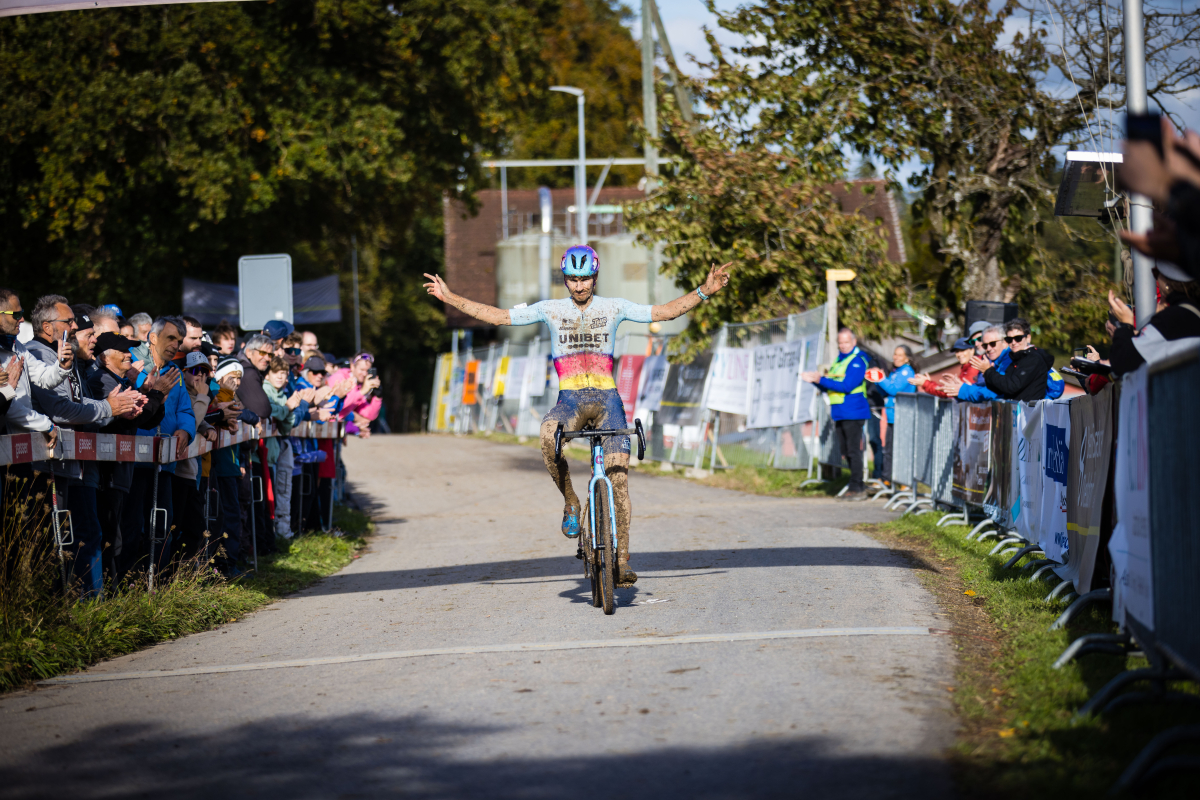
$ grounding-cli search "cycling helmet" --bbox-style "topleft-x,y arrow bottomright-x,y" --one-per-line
560,244 -> 599,278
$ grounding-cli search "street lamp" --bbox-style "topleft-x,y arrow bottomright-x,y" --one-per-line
550,85 -> 586,243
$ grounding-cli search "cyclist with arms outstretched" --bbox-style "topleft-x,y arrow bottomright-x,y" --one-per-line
424,246 -> 731,585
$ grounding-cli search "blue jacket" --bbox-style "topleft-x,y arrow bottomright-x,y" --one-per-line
876,363 -> 917,424
957,347 -> 1064,402
817,348 -> 871,421
136,363 -> 196,473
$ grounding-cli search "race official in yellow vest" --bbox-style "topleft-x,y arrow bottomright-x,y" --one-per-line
802,327 -> 871,500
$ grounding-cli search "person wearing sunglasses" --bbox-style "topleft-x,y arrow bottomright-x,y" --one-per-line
1,287 -> 73,392
966,318 -> 1053,402
328,352 -> 382,438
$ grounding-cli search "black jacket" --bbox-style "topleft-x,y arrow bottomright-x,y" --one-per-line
236,351 -> 271,419
1110,292 -> 1200,375
86,366 -> 168,492
983,346 -> 1053,402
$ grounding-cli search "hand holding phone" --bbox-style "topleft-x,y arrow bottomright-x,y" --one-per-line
57,332 -> 73,369
1127,113 -> 1164,159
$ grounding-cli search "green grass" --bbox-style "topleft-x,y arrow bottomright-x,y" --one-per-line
863,512 -> 1198,800
0,504 -> 372,693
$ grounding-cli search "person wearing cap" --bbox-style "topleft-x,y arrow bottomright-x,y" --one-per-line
234,335 -> 274,552
1108,263 -> 1200,373
204,356 -> 252,572
964,320 -> 991,354
89,331 -> 170,580
263,357 -> 300,539
262,319 -> 295,345
909,337 -> 980,398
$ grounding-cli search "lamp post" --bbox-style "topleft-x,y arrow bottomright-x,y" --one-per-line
550,85 -> 586,243
1123,0 -> 1154,328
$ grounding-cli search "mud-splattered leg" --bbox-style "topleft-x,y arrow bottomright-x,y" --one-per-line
605,452 -> 631,564
540,416 -> 581,512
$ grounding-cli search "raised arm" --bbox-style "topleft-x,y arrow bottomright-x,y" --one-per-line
651,262 -> 733,322
423,274 -> 510,326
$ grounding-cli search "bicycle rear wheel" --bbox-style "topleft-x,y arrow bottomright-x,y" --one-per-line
593,487 -> 615,615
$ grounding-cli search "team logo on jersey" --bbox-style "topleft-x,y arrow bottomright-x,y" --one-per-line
589,317 -> 607,329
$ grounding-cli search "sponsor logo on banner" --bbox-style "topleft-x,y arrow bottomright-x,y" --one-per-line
96,435 -> 116,460
75,433 -> 97,461
116,435 -> 136,462
11,434 -> 33,464
1045,425 -> 1068,484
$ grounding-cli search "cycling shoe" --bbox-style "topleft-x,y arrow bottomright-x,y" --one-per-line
617,565 -> 638,585
561,506 -> 581,539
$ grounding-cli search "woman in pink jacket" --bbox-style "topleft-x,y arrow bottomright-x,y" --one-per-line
330,353 -> 383,437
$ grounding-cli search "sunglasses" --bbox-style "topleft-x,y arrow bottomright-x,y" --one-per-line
187,366 -> 211,376
284,347 -> 302,356
1004,334 -> 1027,344
0,310 -> 24,321
982,340 -> 1005,349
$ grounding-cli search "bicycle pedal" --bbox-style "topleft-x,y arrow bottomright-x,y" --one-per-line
575,547 -> 583,560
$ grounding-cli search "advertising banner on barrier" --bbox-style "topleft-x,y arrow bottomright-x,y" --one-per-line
615,355 -> 646,422
1061,386 -> 1114,593
705,347 -> 751,415
795,333 -> 822,425
1039,402 -> 1071,562
1015,402 -> 1043,545
462,360 -> 480,405
952,403 -> 991,504
637,355 -> 669,414
985,402 -> 1019,528
433,353 -> 453,431
746,339 -> 805,429
658,354 -> 712,426
1110,367 -> 1152,628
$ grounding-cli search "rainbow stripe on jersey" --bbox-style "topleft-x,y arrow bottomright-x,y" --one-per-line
507,296 -> 654,391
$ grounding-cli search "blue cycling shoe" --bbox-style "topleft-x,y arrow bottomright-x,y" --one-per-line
561,506 -> 581,539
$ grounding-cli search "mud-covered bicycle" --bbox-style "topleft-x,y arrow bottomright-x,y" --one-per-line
554,419 -> 646,615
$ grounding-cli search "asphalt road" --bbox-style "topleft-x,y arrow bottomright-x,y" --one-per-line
0,435 -> 957,799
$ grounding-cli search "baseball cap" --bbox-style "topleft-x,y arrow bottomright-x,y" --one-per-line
1153,260 -> 1193,283
93,332 -> 138,357
966,320 -> 991,338
214,356 -> 243,381
262,320 -> 295,341
951,337 -> 973,351
185,351 -> 212,371
100,303 -> 124,317
303,356 -> 327,373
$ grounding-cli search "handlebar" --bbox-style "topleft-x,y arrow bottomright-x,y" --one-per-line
555,419 -> 646,462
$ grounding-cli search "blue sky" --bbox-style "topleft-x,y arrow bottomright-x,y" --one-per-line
626,0 -> 1200,186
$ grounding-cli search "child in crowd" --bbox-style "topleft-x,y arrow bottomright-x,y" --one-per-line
263,358 -> 297,539
204,357 -> 246,575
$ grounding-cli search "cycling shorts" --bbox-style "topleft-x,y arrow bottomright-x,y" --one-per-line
542,388 -> 630,455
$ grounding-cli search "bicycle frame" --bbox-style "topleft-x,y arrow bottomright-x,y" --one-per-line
586,438 -> 620,555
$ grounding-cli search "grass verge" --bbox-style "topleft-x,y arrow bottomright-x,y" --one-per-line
858,512 -> 1197,800
1,504 -> 372,693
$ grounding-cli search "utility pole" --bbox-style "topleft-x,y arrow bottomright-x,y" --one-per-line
351,235 -> 361,355
641,0 -> 659,304
550,86 -> 587,244
1124,0 -> 1155,329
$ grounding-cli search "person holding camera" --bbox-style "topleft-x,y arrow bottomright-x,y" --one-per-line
330,352 -> 382,438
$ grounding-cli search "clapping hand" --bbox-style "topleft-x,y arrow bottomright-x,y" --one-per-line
2,355 -> 23,389
940,375 -> 964,395
969,355 -> 991,373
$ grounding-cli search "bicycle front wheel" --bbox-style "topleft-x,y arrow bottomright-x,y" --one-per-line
593,487 -> 615,615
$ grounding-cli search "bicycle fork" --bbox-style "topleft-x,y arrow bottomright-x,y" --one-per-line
586,442 -> 619,556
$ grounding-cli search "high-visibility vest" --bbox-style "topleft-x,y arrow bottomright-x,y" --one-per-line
825,347 -> 868,405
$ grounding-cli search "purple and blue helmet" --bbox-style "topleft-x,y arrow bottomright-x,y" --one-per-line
560,245 -> 599,278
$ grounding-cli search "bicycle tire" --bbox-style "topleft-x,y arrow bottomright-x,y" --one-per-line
582,499 -> 600,607
594,487 -> 615,615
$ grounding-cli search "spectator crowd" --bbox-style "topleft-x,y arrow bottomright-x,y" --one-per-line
800,115 -> 1200,500
1,295 -> 384,596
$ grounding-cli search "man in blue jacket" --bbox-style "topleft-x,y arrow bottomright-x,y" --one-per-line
121,317 -> 196,577
802,328 -> 871,500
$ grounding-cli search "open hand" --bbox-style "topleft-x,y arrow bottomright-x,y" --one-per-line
106,386 -> 142,416
940,375 -> 964,395
800,370 -> 822,384
423,273 -> 451,303
968,356 -> 991,373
